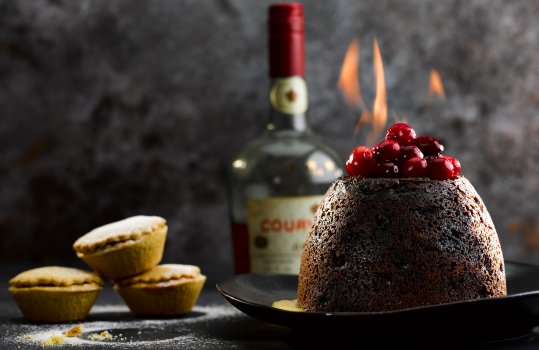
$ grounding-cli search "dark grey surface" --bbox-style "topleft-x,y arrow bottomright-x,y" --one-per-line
3,264 -> 539,349
0,264 -> 291,350
1,0 -> 539,277
0,291 -> 289,350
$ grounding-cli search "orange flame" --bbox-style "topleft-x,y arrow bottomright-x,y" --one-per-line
338,39 -> 365,109
429,69 -> 445,98
338,39 -> 387,147
369,39 -> 387,146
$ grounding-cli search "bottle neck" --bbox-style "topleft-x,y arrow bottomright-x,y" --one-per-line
268,110 -> 308,133
267,76 -> 309,133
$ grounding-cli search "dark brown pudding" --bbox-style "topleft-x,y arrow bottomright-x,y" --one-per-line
297,176 -> 506,312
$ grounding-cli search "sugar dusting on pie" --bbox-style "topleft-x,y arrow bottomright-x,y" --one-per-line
73,215 -> 166,254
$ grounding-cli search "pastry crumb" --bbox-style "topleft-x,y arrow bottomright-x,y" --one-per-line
63,324 -> 84,337
88,330 -> 113,341
41,334 -> 65,346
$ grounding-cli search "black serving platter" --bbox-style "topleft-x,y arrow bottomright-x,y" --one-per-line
217,261 -> 539,343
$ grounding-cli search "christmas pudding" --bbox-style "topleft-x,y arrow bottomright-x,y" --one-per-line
297,123 -> 506,312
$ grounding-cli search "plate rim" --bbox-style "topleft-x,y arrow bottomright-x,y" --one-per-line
216,260 -> 539,317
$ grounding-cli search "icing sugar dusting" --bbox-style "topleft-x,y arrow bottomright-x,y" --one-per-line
3,304 -> 241,349
74,215 -> 166,249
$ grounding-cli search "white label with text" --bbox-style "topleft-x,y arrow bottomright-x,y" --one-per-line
246,195 -> 323,274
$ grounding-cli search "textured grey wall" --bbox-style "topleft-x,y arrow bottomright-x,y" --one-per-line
1,0 -> 539,278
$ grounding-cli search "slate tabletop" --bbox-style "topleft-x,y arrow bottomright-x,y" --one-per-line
2,264 -> 539,350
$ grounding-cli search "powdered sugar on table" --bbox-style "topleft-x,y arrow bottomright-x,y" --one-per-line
3,304 -> 241,349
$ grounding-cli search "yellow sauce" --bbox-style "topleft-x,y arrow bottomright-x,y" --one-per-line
272,299 -> 304,312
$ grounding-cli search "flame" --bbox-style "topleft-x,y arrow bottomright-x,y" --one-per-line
429,69 -> 445,98
368,39 -> 387,146
338,39 -> 365,109
338,39 -> 388,147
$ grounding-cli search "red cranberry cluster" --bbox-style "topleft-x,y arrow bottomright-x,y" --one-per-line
346,123 -> 461,180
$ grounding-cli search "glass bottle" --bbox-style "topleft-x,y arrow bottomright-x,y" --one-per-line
228,3 -> 343,274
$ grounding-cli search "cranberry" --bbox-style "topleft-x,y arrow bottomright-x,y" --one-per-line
346,146 -> 376,177
443,156 -> 461,178
372,162 -> 400,178
373,140 -> 401,163
386,123 -> 416,146
427,157 -> 454,180
402,157 -> 428,177
398,145 -> 424,164
414,136 -> 444,157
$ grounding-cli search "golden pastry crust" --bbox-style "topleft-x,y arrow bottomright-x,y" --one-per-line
9,267 -> 103,288
114,264 -> 206,316
116,264 -> 201,286
10,286 -> 101,322
9,284 -> 102,293
8,266 -> 103,323
76,226 -> 167,280
73,215 -> 166,254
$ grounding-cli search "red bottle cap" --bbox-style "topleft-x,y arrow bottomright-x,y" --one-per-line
268,3 -> 305,77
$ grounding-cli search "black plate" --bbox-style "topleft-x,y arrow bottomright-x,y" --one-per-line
217,261 -> 539,343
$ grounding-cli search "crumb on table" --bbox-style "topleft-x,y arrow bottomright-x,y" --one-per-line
63,324 -> 84,338
42,334 -> 65,346
88,330 -> 113,341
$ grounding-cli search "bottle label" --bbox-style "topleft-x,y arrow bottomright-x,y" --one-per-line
269,77 -> 308,114
246,195 -> 323,274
